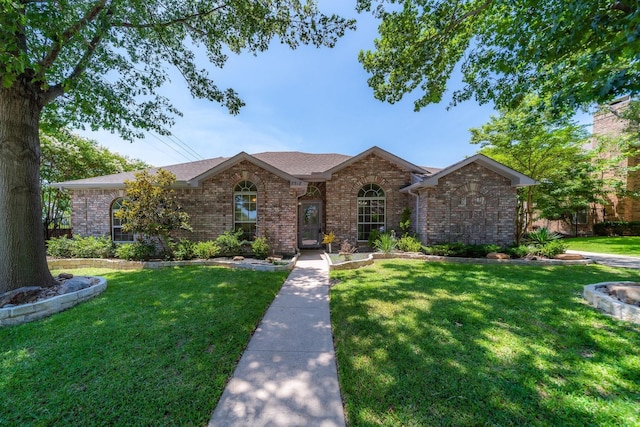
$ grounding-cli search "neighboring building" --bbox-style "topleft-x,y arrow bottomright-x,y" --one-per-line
54,146 -> 535,254
591,96 -> 640,223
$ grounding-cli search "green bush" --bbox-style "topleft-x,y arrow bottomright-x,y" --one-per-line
251,237 -> 271,259
47,236 -> 74,258
115,241 -> 157,261
170,238 -> 195,261
525,228 -> 562,245
506,245 -> 530,259
192,241 -> 220,259
215,230 -> 244,256
70,236 -> 115,258
593,221 -> 640,236
537,240 -> 568,258
423,243 -> 504,258
374,233 -> 397,253
367,229 -> 382,249
396,235 -> 423,252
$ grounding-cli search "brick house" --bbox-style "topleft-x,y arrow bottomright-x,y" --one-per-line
55,146 -> 535,254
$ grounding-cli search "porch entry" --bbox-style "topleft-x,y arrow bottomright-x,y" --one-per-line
298,201 -> 323,248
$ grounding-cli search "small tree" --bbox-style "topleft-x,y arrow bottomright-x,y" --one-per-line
116,169 -> 191,252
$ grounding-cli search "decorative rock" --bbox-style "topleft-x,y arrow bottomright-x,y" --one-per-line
0,287 -> 42,308
554,253 -> 584,260
606,284 -> 640,305
233,256 -> 245,261
266,256 -> 283,263
58,277 -> 92,294
487,252 -> 510,260
58,273 -> 74,279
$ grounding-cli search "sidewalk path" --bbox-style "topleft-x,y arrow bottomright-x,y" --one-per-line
208,251 -> 345,427
567,250 -> 640,269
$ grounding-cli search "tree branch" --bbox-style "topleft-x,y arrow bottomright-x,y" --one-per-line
114,4 -> 228,30
36,0 -> 108,77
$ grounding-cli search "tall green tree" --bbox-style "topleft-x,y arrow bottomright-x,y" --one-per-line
469,97 -> 595,241
41,129 -> 149,238
357,0 -> 640,111
0,1 -> 353,293
116,169 -> 191,253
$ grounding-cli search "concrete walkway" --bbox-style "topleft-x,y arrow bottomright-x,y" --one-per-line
209,251 -> 345,427
567,250 -> 640,269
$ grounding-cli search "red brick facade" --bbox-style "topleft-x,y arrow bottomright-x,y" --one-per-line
416,163 -> 517,245
66,148 -> 529,253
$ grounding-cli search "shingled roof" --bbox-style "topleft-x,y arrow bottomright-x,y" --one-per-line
53,147 -> 429,189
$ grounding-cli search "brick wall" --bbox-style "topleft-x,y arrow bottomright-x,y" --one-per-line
417,162 -> 517,245
325,153 -> 413,246
71,161 -> 300,255
592,96 -> 640,222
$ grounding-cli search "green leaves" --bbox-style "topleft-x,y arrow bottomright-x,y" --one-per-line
5,0 -> 355,139
358,0 -> 640,111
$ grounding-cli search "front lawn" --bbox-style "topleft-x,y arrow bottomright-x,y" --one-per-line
0,266 -> 288,425
564,236 -> 640,256
330,260 -> 640,426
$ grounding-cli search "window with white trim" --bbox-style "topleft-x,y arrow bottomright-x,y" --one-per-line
357,183 -> 385,241
234,180 -> 257,240
111,198 -> 134,242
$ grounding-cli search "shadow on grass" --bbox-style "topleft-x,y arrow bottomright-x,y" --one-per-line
0,266 -> 288,425
331,261 -> 640,426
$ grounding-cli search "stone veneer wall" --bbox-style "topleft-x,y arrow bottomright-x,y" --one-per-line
70,160 -> 300,255
417,162 -> 517,246
325,154 -> 413,246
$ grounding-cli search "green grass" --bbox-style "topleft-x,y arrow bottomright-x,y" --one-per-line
564,236 -> 640,256
330,260 -> 640,426
0,266 -> 288,426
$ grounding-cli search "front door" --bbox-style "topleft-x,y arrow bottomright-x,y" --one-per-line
299,201 -> 322,248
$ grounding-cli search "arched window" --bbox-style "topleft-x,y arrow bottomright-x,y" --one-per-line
305,185 -> 322,198
357,183 -> 386,241
234,180 -> 257,240
111,198 -> 134,242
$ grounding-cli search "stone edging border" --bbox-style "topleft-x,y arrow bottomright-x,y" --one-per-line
0,277 -> 107,327
47,254 -> 299,272
326,252 -> 594,270
583,282 -> 640,324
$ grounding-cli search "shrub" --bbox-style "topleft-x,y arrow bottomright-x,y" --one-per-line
505,245 -> 530,259
251,237 -> 270,259
171,238 -> 195,261
396,235 -> 423,252
423,243 -> 504,258
47,236 -> 74,258
339,240 -> 358,261
525,228 -> 562,245
115,241 -> 156,261
537,240 -> 568,258
399,207 -> 412,236
367,229 -> 382,249
71,236 -> 115,258
192,241 -> 220,259
374,233 -> 397,253
593,221 -> 640,236
215,230 -> 244,256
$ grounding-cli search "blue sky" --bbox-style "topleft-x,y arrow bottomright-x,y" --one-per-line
77,3 -> 591,169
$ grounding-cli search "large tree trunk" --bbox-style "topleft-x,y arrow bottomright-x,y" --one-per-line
0,83 -> 56,294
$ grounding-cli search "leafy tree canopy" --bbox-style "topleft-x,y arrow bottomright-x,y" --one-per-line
2,0 -> 354,139
469,96 -> 597,238
357,0 -> 640,111
116,169 -> 192,251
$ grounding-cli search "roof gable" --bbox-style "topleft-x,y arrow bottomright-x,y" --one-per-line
403,154 -> 537,191
325,146 -> 427,176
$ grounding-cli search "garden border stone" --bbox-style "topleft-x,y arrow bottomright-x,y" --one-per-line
326,251 -> 593,270
0,277 -> 107,327
583,282 -> 640,324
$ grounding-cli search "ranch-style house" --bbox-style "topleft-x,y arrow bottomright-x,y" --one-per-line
55,146 -> 536,254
